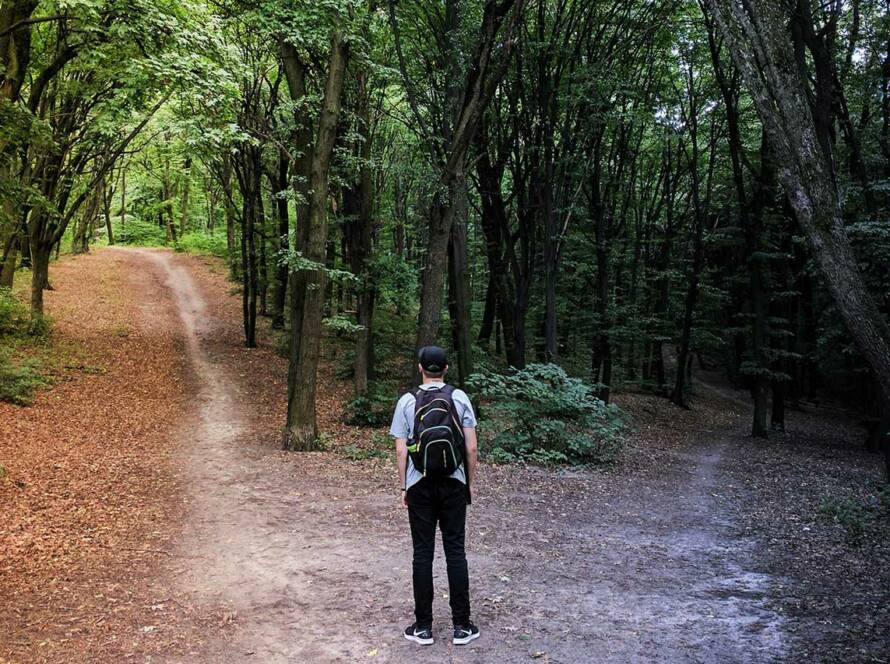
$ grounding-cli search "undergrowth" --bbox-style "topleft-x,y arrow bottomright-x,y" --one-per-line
339,431 -> 391,461
820,485 -> 890,545
0,287 -> 51,405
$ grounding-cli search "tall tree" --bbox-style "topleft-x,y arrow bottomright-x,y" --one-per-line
707,0 -> 890,473
283,29 -> 350,451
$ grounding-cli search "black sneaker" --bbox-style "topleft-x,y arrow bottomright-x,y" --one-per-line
404,622 -> 434,646
453,623 -> 480,645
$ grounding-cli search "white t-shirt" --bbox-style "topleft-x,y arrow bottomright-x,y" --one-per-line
389,382 -> 477,490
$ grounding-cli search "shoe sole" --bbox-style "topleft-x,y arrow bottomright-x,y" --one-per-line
404,633 -> 434,646
453,632 -> 480,645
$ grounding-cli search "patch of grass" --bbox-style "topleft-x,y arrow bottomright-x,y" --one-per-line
0,348 -> 47,405
0,287 -> 29,335
175,231 -> 228,258
0,287 -> 56,405
111,323 -> 131,338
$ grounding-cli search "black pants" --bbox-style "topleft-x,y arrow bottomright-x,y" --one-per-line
407,477 -> 470,627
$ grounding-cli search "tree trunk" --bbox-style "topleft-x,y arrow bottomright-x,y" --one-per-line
671,216 -> 703,409
271,151 -> 289,329
342,67 -> 377,395
103,177 -> 115,245
0,230 -> 19,287
119,162 -> 126,235
258,189 -> 267,318
284,31 -> 349,451
447,179 -> 473,386
591,203 -> 612,403
29,239 -> 50,320
221,154 -> 238,280
180,156 -> 192,235
477,273 -> 496,347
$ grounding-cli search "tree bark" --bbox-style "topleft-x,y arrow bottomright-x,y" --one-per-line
447,180 -> 473,386
221,154 -> 237,280
179,156 -> 191,235
270,150 -> 289,329
284,31 -> 349,451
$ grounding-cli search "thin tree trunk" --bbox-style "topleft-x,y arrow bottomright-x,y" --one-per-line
180,156 -> 192,235
672,216 -> 703,408
119,162 -> 126,235
271,150 -> 289,329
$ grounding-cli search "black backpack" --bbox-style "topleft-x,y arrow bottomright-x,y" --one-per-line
407,385 -> 465,478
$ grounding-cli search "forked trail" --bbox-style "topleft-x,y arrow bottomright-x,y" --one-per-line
125,246 -> 787,663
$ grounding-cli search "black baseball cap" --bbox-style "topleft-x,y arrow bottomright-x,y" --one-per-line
418,346 -> 448,373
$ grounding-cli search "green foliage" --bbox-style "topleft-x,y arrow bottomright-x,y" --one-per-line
468,364 -> 626,466
175,231 -> 229,257
345,382 -> 396,427
0,289 -> 51,404
0,289 -> 29,337
339,431 -> 392,461
0,348 -> 47,406
114,218 -> 168,246
323,314 -> 365,335
820,487 -> 890,545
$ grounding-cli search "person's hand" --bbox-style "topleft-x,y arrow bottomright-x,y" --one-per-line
401,490 -> 408,508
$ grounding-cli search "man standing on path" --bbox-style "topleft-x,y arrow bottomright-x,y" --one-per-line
390,346 -> 480,647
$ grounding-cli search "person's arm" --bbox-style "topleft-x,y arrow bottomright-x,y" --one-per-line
463,426 -> 477,496
396,436 -> 409,507
390,394 -> 411,508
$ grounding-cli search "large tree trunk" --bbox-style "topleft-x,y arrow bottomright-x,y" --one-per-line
708,0 -> 890,416
280,40 -> 315,394
284,31 -> 349,451
447,180 -> 473,386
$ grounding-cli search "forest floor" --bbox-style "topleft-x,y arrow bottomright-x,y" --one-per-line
1,247 -> 888,663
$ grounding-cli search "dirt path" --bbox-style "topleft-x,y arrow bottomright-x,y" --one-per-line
108,246 -> 789,664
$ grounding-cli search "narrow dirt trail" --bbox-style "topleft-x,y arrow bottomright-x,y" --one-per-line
124,247 -> 788,663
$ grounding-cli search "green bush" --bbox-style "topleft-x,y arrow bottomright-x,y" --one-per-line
467,363 -> 626,466
0,288 -> 28,336
114,217 -> 168,246
175,231 -> 229,258
345,382 -> 397,427
0,348 -> 47,405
